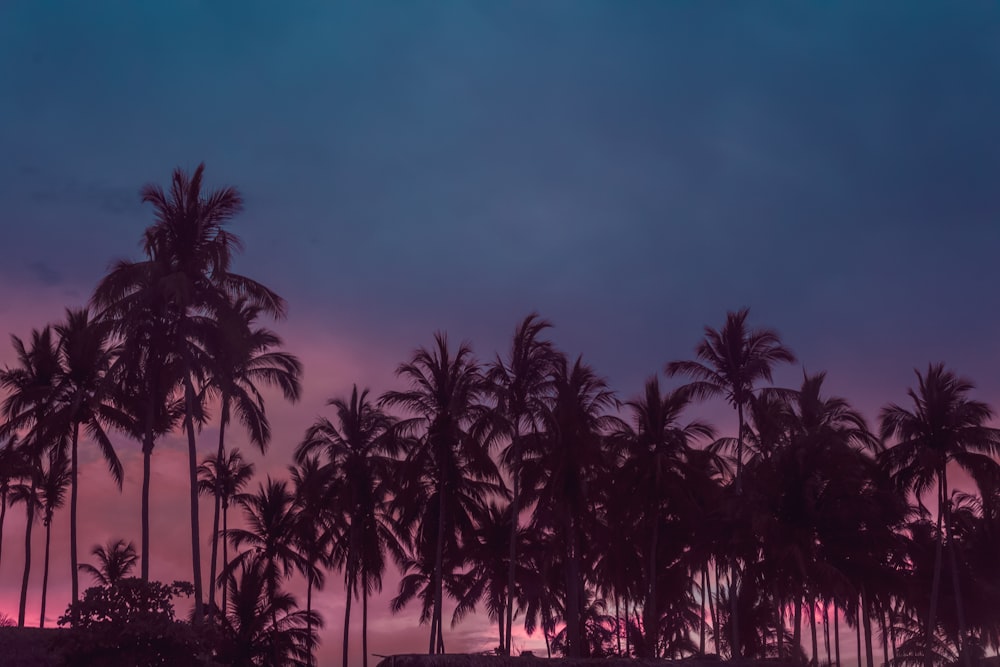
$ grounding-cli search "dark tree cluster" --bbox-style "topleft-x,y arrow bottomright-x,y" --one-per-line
1,165 -> 998,667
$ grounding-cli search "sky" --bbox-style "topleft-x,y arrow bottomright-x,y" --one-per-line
1,1 -> 1000,663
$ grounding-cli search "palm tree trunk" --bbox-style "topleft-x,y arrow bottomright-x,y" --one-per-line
925,476 -> 945,667
834,603 -> 841,667
363,582 -> 369,667
18,485 -> 35,627
343,574 -> 353,667
0,488 -> 7,571
305,567 -> 313,667
794,594 -> 802,654
881,609 -> 889,667
564,511 -> 582,658
700,567 -> 708,655
141,395 -> 155,582
942,470 -> 972,667
824,600 -> 832,667
39,516 -> 51,627
208,399 -> 229,621
862,587 -> 875,667
809,593 -> 818,665
644,512 -> 660,659
183,374 -> 204,623
70,422 -> 79,608
615,594 -> 623,655
777,595 -> 785,658
710,562 -> 721,655
856,601 -> 862,667
504,431 -> 522,655
430,488 -> 446,655
221,503 -> 229,610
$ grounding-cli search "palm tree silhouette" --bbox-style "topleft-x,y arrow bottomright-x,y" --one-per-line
49,307 -> 126,609
288,456 -> 330,667
298,385 -> 399,667
485,313 -> 556,655
93,163 -> 286,621
666,308 -> 795,657
520,353 -> 619,657
0,436 -> 25,574
78,538 -> 139,586
614,377 -> 713,657
9,448 -> 42,628
201,297 -> 302,618
380,333 -> 499,654
880,364 -> 1000,667
198,447 -> 255,609
37,447 -> 70,627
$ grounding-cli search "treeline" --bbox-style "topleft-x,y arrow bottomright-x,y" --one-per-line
1,164 -> 998,667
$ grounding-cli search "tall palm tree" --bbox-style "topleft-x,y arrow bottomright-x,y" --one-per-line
201,297 -> 302,618
93,163 -> 286,621
380,334 -> 499,654
49,307 -> 127,609
288,456 -> 330,667
0,436 -> 24,573
298,385 -> 399,667
78,539 -> 139,586
615,377 -> 714,657
198,448 -> 255,609
520,354 -> 620,657
9,448 -> 42,627
37,447 -> 70,627
666,308 -> 795,657
225,476 -> 306,662
485,313 -> 556,655
880,364 -> 1000,667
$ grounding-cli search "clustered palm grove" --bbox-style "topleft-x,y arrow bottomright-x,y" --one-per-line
0,165 -> 998,667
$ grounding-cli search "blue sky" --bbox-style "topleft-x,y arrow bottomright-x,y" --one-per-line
2,1 -> 999,660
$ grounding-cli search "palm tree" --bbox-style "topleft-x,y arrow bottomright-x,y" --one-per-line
666,308 -> 795,657
201,297 -> 302,618
37,447 -> 70,627
520,353 -> 620,657
197,447 -> 255,609
297,384 -> 399,667
380,334 -> 500,654
49,307 -> 127,609
78,539 -> 139,586
485,313 -> 556,655
225,476 -> 306,664
614,377 -> 714,657
0,436 -> 24,573
9,449 -> 42,627
288,457 -> 330,667
93,163 -> 286,621
880,364 -> 1000,667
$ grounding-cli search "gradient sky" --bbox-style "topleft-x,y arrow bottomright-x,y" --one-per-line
2,1 -> 1000,662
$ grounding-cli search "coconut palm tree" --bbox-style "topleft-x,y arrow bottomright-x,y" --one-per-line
0,436 -> 25,573
485,313 -> 556,654
37,447 -> 70,627
92,163 -> 286,621
9,448 -> 42,627
520,353 -> 620,657
201,297 -> 302,618
614,377 -> 714,657
198,447 -> 255,608
880,364 -> 1000,667
288,456 -> 330,667
48,307 -> 127,609
666,308 -> 795,657
78,539 -> 139,586
297,385 -> 399,667
380,333 -> 500,654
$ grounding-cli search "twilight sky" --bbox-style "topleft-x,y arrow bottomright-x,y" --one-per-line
2,1 -> 1000,662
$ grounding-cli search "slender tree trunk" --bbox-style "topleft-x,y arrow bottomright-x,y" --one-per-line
777,595 -> 785,658
208,399 -> 229,620
342,573 -> 353,667
794,595 -> 802,656
70,422 -> 80,609
856,604 -> 862,667
504,431 -> 522,655
809,593 -> 818,665
862,587 -> 875,667
700,567 -> 708,655
39,516 -> 51,627
564,511 -> 582,658
824,600 -> 832,667
544,628 -> 551,658
305,568 -> 313,667
363,582 -> 369,667
0,488 -> 7,572
881,609 -> 889,667
644,512 -> 660,659
925,477 -> 945,667
430,486 -> 446,655
183,374 -> 204,623
498,595 -> 505,651
710,562 -> 720,655
18,484 -> 35,627
889,603 -> 898,664
221,503 -> 229,610
943,477 -> 972,667
141,395 -> 155,582
834,603 -> 841,667
616,594 -> 623,655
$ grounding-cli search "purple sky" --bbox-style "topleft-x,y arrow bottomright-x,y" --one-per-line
2,2 -> 1000,662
